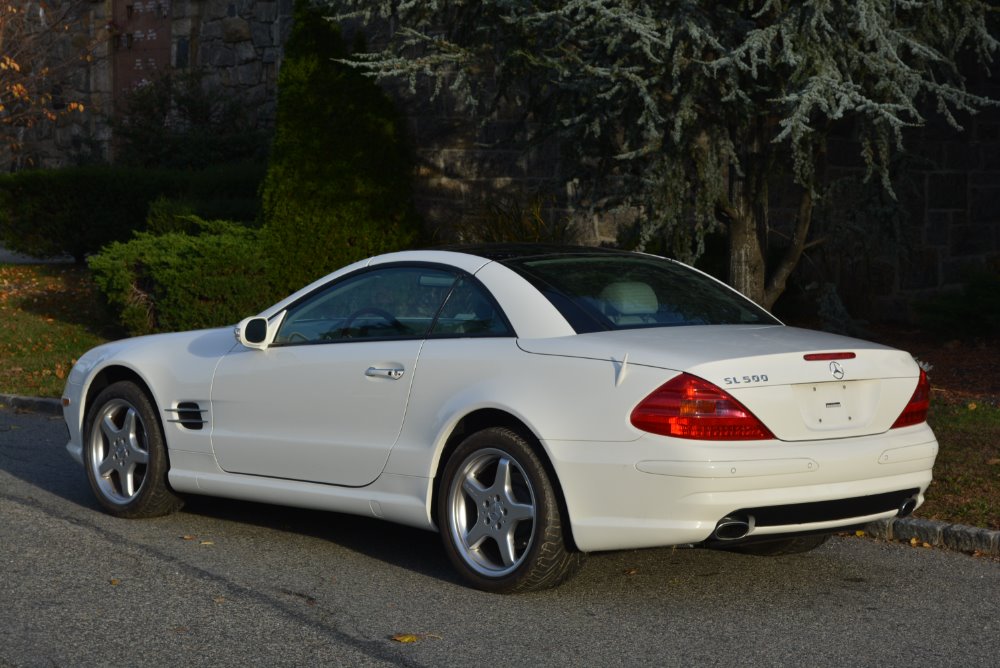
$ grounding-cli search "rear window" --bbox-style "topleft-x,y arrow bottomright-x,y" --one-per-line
504,254 -> 779,333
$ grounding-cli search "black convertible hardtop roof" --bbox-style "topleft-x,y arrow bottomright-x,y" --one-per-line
436,243 -> 631,262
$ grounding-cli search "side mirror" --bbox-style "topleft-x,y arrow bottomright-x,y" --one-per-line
235,316 -> 272,350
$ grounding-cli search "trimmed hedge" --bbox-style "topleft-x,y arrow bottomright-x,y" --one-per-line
260,0 -> 422,294
0,163 -> 264,262
88,218 -> 276,336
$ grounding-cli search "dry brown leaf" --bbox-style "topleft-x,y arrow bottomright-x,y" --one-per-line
392,634 -> 421,644
855,530 -> 866,537
200,540 -> 214,546
109,578 -> 120,586
180,535 -> 196,541
623,568 -> 639,576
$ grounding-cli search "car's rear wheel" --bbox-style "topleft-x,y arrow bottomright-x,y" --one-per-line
730,533 -> 831,556
438,427 -> 584,593
84,381 -> 183,518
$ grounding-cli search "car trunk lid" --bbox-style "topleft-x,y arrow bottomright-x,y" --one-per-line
518,325 -> 922,441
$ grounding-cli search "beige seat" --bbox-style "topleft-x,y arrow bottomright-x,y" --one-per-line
599,281 -> 658,325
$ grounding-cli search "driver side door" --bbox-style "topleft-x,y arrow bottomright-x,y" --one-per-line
210,265 -> 458,487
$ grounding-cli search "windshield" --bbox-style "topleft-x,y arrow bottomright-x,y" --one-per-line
504,254 -> 779,333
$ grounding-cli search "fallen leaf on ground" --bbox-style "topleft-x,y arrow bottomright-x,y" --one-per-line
109,578 -> 120,586
623,568 -> 639,576
391,633 -> 442,643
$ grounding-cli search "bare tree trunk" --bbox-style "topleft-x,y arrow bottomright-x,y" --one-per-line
762,188 -> 813,310
728,213 -> 767,306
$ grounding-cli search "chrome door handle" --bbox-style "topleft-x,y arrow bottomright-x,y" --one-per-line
365,366 -> 405,379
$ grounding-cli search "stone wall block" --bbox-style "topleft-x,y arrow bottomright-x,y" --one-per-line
200,21 -> 223,41
950,224 -> 997,257
234,62 -> 262,86
970,187 -> 1000,223
924,211 -> 952,246
943,141 -> 981,170
206,0 -> 231,19
251,21 -> 275,48
202,44 -> 236,68
900,248 -> 940,290
174,18 -> 193,37
235,41 -> 257,64
261,47 -> 280,64
943,256 -> 987,283
255,2 -> 278,22
926,172 -> 967,209
222,17 -> 252,43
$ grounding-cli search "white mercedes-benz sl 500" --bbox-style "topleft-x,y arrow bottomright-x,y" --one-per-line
62,246 -> 936,592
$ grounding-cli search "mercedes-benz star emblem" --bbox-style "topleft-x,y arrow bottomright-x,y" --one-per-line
829,361 -> 846,380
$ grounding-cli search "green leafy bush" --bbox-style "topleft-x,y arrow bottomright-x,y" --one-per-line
0,164 -> 264,261
260,0 -> 422,294
0,166 -> 183,262
88,218 -> 276,336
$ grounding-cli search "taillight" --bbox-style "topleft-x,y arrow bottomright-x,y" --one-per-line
891,369 -> 930,429
630,373 -> 775,441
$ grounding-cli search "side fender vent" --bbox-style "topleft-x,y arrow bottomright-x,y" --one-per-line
165,402 -> 207,431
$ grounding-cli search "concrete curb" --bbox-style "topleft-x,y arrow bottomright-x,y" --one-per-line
863,517 -> 999,556
2,394 -> 996,556
0,394 -> 62,416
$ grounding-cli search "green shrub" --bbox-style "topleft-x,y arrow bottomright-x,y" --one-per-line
260,0 -> 422,294
0,164 -> 264,262
88,218 -> 276,336
0,166 -> 184,262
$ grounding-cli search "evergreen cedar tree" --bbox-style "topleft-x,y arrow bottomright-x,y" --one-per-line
261,0 -> 421,296
329,0 -> 998,308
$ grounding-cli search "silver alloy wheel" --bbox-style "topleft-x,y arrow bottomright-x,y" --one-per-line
446,447 -> 537,577
87,398 -> 150,505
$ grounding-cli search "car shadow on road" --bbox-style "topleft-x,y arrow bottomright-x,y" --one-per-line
178,494 -> 460,585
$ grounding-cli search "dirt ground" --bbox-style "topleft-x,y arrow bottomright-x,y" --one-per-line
867,325 -> 1000,404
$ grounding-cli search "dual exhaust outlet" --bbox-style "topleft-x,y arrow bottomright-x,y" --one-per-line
711,495 -> 919,542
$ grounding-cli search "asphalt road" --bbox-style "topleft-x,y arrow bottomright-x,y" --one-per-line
1,406 -> 998,667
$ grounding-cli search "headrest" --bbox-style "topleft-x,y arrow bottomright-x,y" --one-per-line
600,281 -> 658,315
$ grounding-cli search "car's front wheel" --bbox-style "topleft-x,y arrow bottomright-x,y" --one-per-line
438,427 -> 584,593
83,381 -> 183,518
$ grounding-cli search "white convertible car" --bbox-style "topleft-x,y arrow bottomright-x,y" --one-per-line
63,246 -> 937,592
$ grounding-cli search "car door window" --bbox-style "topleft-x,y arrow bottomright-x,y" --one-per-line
428,277 -> 513,337
274,267 -> 458,344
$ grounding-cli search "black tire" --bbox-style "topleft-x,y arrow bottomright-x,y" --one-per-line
730,533 -> 831,556
83,381 -> 184,518
438,427 -> 585,593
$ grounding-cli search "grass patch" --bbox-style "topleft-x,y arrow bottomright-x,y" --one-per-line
917,393 -> 1000,530
1,264 -> 997,530
0,264 -> 119,398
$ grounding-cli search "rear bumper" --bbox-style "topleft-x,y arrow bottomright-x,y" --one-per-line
544,422 -> 937,552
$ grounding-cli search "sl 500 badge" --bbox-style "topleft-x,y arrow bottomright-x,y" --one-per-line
724,374 -> 769,385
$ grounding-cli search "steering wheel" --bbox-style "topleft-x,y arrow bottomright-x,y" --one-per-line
340,307 -> 404,337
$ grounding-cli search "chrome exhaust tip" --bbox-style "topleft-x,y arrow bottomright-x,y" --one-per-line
713,514 -> 756,541
898,497 -> 918,517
